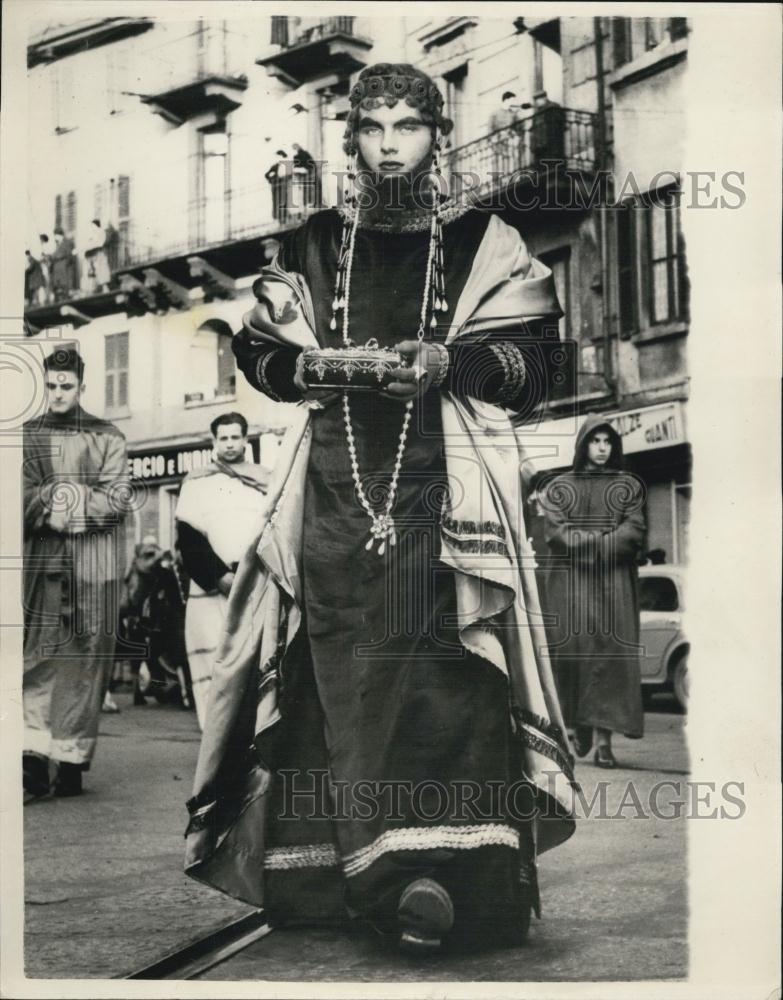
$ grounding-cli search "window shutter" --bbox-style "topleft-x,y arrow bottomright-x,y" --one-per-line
271,16 -> 289,46
669,18 -> 688,41
118,175 -> 130,220
616,202 -> 638,334
65,191 -> 77,235
612,18 -> 631,68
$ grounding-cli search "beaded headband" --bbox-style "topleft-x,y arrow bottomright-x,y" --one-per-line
343,64 -> 453,154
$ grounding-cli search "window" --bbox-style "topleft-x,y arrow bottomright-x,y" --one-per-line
616,189 -> 687,334
639,576 -> 679,613
106,46 -> 131,116
616,201 -> 638,333
117,175 -> 131,267
52,62 -> 77,133
646,196 -> 684,325
190,320 -> 235,401
539,248 -> 571,341
65,191 -> 77,235
612,17 -> 688,68
105,332 -> 129,412
201,127 -> 229,244
443,64 -> 468,149
271,15 -> 289,46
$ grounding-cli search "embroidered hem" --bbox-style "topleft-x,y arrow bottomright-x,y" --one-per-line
264,843 -> 340,870
342,823 -> 519,878
441,514 -> 509,556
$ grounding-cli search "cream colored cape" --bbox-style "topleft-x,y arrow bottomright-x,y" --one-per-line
185,214 -> 576,906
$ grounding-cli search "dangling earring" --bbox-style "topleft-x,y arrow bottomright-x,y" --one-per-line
429,131 -> 448,319
331,147 -> 357,332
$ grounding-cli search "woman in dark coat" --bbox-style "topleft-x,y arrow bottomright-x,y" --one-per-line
542,413 -> 646,768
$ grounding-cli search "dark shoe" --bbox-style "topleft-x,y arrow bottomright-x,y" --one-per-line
23,754 -> 50,798
594,745 -> 617,769
398,878 -> 454,955
573,725 -> 593,758
133,677 -> 147,706
53,762 -> 83,797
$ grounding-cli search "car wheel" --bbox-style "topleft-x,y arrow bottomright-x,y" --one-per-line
672,651 -> 689,710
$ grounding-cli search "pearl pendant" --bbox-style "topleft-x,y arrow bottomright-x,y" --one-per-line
330,316 -> 337,331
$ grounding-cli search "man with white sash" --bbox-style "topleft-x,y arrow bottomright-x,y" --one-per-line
175,412 -> 269,728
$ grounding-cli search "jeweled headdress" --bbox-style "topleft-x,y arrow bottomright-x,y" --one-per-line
343,63 -> 453,154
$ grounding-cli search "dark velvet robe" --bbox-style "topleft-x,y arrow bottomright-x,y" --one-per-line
230,208 -> 564,939
543,415 -> 646,738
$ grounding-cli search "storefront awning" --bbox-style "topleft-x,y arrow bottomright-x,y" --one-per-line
518,400 -> 687,472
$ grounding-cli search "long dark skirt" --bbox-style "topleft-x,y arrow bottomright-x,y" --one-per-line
259,394 -> 536,937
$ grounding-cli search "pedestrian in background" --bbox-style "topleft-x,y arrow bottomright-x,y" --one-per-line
25,250 -> 46,305
175,412 -> 269,728
541,414 -> 646,768
22,346 -> 130,798
49,228 -> 78,300
264,150 -> 289,223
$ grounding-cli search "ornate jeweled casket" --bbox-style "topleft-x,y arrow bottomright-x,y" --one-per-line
301,339 -> 404,391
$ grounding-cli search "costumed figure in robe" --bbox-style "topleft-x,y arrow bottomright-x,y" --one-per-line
175,412 -> 270,729
541,414 -> 646,769
185,63 -> 577,954
23,346 -> 130,798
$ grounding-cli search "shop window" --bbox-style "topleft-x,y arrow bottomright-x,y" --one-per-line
105,331 -> 129,412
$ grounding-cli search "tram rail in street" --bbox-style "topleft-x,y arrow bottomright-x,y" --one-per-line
122,909 -> 271,980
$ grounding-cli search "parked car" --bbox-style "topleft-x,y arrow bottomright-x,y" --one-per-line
638,564 -> 688,710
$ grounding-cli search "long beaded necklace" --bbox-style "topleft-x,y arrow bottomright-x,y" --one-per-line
332,144 -> 448,555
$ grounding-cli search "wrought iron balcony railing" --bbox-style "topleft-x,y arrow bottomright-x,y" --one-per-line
445,107 -> 597,199
294,16 -> 357,45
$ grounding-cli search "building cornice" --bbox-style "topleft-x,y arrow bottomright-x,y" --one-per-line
28,17 -> 154,68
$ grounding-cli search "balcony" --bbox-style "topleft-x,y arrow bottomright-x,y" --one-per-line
257,16 -> 373,86
444,107 -> 598,212
23,176 -> 323,330
140,74 -> 248,126
134,23 -> 249,126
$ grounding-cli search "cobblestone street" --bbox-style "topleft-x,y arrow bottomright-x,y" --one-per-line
23,692 -> 688,982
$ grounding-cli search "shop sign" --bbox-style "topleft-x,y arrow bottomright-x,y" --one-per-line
607,402 -> 685,454
523,402 -> 687,471
129,438 -> 259,481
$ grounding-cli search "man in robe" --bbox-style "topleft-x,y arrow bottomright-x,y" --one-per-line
23,346 -> 130,798
541,414 -> 646,768
186,63 -> 576,955
175,413 -> 270,728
